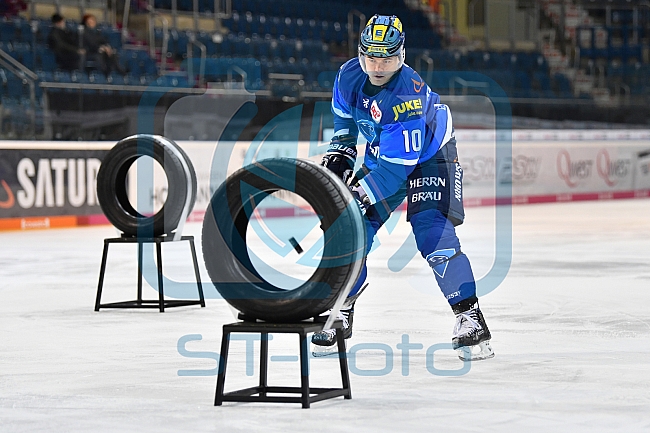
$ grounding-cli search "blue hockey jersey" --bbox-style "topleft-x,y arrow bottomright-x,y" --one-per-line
331,58 -> 455,205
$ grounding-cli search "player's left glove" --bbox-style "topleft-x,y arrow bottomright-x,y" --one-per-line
321,134 -> 357,184
350,183 -> 371,215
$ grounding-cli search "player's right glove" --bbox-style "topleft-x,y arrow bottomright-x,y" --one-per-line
321,134 -> 357,184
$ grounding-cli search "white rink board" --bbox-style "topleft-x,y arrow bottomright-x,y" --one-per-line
166,129 -> 650,218
2,130 -> 650,223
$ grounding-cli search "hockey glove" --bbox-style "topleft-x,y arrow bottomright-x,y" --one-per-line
321,134 -> 357,184
351,183 -> 371,216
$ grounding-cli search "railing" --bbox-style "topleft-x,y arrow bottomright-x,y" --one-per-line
27,0 -> 111,24
122,0 -> 131,44
449,76 -> 489,96
214,0 -> 232,19
347,10 -> 366,59
146,1 -> 170,66
227,65 -> 248,89
133,0 -> 232,33
186,34 -> 206,87
37,81 -> 246,94
0,48 -> 39,137
468,0 -> 541,51
415,53 -> 434,85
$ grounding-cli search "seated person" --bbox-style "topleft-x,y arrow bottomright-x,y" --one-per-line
47,13 -> 85,71
81,13 -> 124,75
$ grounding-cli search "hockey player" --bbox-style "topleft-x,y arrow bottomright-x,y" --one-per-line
311,14 -> 494,361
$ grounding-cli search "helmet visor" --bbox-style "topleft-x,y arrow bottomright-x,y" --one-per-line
358,53 -> 404,78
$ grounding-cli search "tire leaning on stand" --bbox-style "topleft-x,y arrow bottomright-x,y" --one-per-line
96,134 -> 197,237
201,157 -> 367,322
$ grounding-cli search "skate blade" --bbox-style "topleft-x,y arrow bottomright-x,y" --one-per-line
311,344 -> 344,358
456,341 -> 494,361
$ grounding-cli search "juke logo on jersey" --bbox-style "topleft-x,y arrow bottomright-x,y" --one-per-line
392,98 -> 423,121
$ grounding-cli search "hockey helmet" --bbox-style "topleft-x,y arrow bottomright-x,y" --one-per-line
358,14 -> 405,59
358,14 -> 405,77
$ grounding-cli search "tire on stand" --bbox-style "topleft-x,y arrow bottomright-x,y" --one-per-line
96,134 -> 197,237
202,157 -> 366,322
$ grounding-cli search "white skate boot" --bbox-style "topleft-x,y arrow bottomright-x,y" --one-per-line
311,306 -> 354,357
311,283 -> 367,357
452,304 -> 494,361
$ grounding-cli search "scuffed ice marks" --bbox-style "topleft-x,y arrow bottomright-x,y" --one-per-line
511,260 -> 650,278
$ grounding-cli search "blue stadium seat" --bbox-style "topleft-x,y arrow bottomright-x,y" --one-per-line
6,77 -> 26,98
36,70 -> 53,82
514,70 -> 532,98
200,0 -> 215,13
35,20 -> 50,44
0,20 -> 17,42
254,38 -> 270,60
219,36 -> 234,57
103,29 -> 122,50
533,70 -> 554,98
178,0 -> 193,12
155,0 -> 172,9
232,36 -> 253,57
39,49 -> 56,71
108,72 -> 125,85
197,32 -> 217,56
53,70 -> 72,83
279,39 -> 296,60
553,73 -> 573,98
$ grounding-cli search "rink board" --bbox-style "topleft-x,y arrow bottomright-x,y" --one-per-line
1,129 -> 650,230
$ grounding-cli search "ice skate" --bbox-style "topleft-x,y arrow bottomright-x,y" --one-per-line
452,305 -> 494,361
311,306 -> 354,357
311,283 -> 366,357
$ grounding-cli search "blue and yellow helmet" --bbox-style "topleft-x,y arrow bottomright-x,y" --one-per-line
358,14 -> 405,58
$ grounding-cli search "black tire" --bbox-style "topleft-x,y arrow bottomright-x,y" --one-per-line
97,134 -> 197,237
202,158 -> 366,322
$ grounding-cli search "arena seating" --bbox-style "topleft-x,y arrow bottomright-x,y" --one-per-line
1,0 -> 601,138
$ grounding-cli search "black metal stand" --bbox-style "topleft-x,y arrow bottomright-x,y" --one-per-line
215,320 -> 351,409
94,235 -> 206,312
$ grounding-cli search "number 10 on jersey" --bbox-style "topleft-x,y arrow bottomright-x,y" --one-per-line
403,129 -> 422,153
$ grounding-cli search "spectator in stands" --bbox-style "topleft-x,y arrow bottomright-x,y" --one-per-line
81,13 -> 124,76
47,13 -> 84,72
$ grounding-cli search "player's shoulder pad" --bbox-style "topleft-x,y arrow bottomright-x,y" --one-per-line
398,64 -> 441,103
336,58 -> 366,91
382,67 -> 430,124
341,57 -> 362,71
396,64 -> 429,95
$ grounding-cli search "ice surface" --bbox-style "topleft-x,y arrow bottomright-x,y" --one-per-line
1,199 -> 650,432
